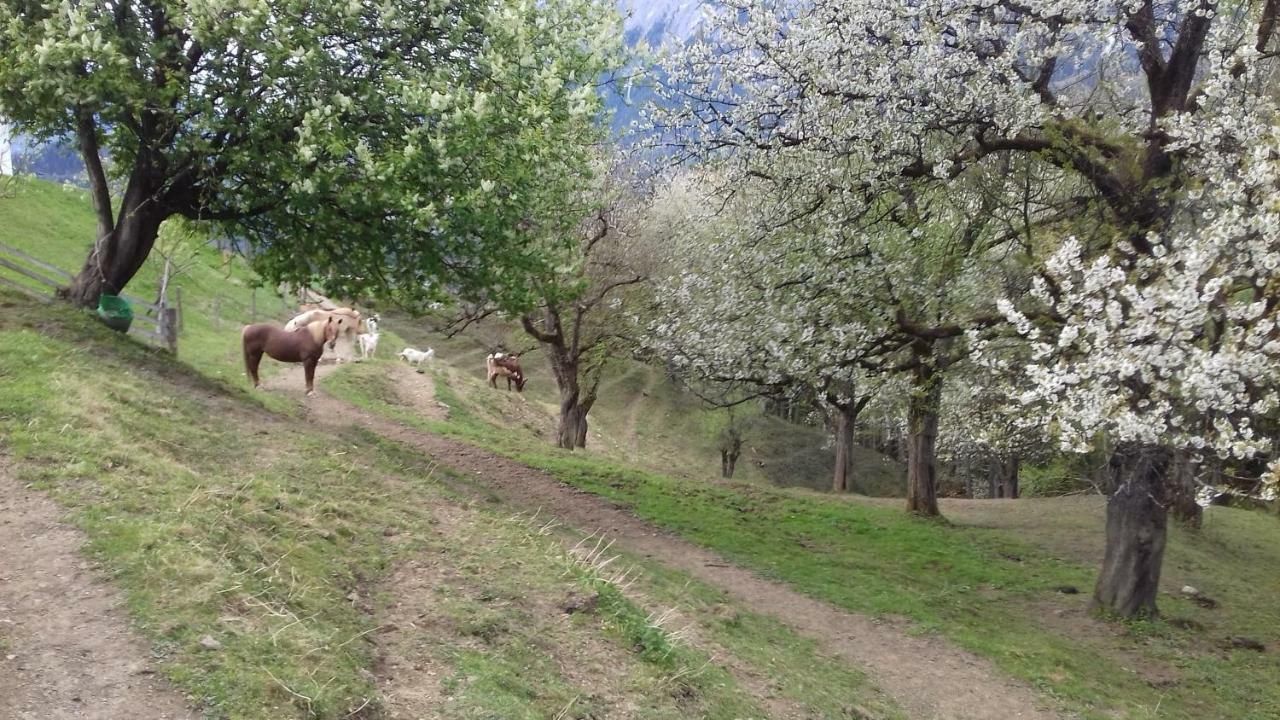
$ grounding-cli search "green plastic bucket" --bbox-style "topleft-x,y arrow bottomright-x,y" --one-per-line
97,294 -> 134,333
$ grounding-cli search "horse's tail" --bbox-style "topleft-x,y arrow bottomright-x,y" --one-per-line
241,325 -> 255,378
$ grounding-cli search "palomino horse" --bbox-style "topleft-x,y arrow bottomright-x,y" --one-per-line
242,317 -> 339,396
285,308 -> 364,363
284,307 -> 364,333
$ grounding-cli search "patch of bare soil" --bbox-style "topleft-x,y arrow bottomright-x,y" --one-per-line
0,465 -> 196,720
374,511 -> 453,719
257,357 -> 340,396
265,366 -> 1061,720
386,363 -> 448,421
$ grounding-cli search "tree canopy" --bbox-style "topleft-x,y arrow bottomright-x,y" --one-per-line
0,0 -> 624,309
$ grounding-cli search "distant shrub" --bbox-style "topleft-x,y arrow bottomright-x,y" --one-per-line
1021,459 -> 1090,497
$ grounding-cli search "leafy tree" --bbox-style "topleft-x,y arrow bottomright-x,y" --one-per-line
449,165 -> 653,450
651,0 -> 1280,617
0,0 -> 622,309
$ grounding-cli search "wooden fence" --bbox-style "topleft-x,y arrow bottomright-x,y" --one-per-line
0,241 -> 180,352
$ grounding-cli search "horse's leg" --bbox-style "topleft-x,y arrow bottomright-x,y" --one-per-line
245,346 -> 263,389
304,358 -> 318,396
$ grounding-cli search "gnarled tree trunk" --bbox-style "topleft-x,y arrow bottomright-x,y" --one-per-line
558,398 -> 589,450
62,117 -> 167,308
905,349 -> 943,516
544,340 -> 599,451
1093,444 -> 1171,619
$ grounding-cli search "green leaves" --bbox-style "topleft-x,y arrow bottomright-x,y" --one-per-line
0,0 -> 624,312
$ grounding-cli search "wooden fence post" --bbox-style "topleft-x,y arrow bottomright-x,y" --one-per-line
160,307 -> 179,353
175,286 -> 184,331
251,287 -> 257,322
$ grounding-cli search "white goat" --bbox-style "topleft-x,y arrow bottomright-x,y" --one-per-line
399,347 -> 435,368
356,316 -> 380,360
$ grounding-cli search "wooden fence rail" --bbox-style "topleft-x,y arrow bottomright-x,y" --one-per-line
0,241 -> 180,352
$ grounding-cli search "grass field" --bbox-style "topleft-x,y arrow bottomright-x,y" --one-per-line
0,178 -> 902,718
327,324 -> 1280,720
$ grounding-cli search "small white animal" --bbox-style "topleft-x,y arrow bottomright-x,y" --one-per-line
399,347 -> 435,367
356,316 -> 380,360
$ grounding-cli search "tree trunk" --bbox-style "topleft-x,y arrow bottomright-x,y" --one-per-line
832,404 -> 858,493
905,352 -> 943,516
574,410 -> 590,448
63,153 -> 165,308
558,400 -> 588,450
721,447 -> 738,478
547,345 -> 594,451
1092,444 -> 1171,619
720,426 -> 742,478
996,455 -> 1020,499
1168,450 -> 1203,529
525,305 -> 603,452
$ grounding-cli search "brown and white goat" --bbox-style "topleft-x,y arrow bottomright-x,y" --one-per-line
486,353 -> 526,392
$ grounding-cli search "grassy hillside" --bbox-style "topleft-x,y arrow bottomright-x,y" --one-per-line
319,357 -> 1280,719
2,300 -> 907,719
0,177 -> 302,392
387,315 -> 907,496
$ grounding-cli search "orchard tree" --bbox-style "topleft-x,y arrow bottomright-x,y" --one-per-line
445,166 -> 654,450
0,0 -> 623,309
645,160 -> 1030,512
520,199 -> 652,450
653,0 -> 1280,617
639,173 -> 877,492
936,355 -> 1058,500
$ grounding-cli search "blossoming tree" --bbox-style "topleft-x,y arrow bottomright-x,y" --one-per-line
644,165 -> 1020,506
0,0 -> 622,310
652,0 -> 1280,616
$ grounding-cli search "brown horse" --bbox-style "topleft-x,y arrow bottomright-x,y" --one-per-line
242,317 -> 339,396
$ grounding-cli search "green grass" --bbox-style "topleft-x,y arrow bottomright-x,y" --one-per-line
325,362 -> 1280,720
0,181 -> 906,719
0,176 -> 301,404
0,311 -> 396,717
1,174 -> 906,494
0,298 -> 794,719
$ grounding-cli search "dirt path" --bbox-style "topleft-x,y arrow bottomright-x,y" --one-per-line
0,466 -> 196,720
386,362 -> 449,420
273,365 -> 1061,720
